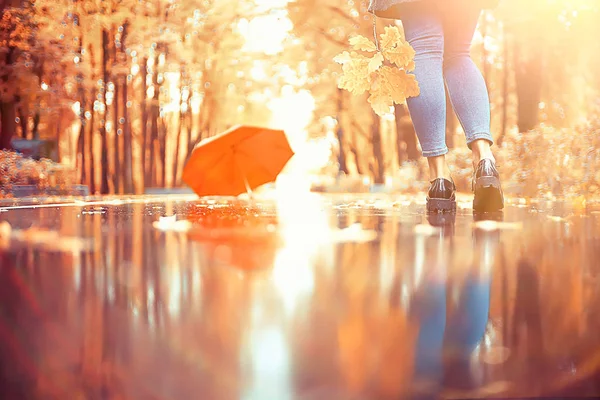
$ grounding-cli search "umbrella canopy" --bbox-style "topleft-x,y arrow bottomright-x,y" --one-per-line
182,125 -> 294,197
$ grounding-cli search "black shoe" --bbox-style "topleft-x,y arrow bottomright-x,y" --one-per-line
472,159 -> 504,212
427,178 -> 456,213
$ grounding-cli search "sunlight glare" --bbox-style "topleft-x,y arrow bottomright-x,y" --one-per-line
239,11 -> 292,55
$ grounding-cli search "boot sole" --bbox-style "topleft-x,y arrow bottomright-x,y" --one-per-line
473,176 -> 504,212
427,198 -> 457,213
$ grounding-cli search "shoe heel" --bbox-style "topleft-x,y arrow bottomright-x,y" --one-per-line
427,198 -> 457,213
474,176 -> 501,190
473,187 -> 504,212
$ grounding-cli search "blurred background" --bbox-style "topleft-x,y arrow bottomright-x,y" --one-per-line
0,0 -> 599,197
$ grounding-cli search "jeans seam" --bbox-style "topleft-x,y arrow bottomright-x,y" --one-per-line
466,132 -> 494,146
422,146 -> 449,157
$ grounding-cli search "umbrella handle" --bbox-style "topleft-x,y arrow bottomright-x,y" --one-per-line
242,174 -> 253,196
235,157 -> 253,196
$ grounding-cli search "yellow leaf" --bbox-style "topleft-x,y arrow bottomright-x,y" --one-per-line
378,26 -> 416,69
337,52 -> 372,95
380,66 -> 420,103
349,35 -> 377,52
368,52 -> 384,74
368,74 -> 393,116
380,26 -> 402,50
383,40 -> 416,69
383,67 -> 419,102
333,51 -> 352,64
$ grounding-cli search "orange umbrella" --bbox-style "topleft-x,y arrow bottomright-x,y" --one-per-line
182,125 -> 294,197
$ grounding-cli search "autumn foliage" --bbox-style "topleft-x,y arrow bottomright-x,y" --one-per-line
0,150 -> 74,198
334,26 -> 419,116
0,0 -> 599,197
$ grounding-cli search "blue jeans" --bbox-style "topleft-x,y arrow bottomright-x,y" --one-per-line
401,2 -> 493,157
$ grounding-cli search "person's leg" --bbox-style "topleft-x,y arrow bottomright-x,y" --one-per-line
440,2 -> 494,165
441,2 -> 503,211
401,3 -> 451,181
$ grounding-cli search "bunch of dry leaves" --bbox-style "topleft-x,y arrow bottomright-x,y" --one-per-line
334,26 -> 420,116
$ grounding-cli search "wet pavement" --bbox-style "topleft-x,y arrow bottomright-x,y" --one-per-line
0,193 -> 599,399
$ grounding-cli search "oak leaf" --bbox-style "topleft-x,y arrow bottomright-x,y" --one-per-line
368,73 -> 393,116
368,52 -> 384,74
337,52 -> 372,95
383,40 -> 416,69
349,35 -> 377,52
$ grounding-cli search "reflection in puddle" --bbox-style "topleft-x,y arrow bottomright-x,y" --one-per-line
0,197 -> 599,398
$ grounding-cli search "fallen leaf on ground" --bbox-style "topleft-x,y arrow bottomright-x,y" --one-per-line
153,215 -> 192,232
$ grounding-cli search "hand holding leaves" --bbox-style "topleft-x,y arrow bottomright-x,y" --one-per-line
334,26 -> 419,116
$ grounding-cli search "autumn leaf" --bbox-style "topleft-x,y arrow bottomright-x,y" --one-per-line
367,67 -> 420,116
368,73 -> 393,116
383,41 -> 416,69
379,66 -> 420,103
349,35 -> 377,52
368,52 -> 384,74
333,51 -> 352,64
337,52 -> 372,95
380,26 -> 402,49
379,26 -> 416,69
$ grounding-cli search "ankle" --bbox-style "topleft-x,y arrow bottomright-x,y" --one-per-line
429,170 -> 453,181
427,155 -> 452,181
471,140 -> 495,165
473,154 -> 495,166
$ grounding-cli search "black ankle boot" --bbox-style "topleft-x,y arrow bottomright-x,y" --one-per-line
472,159 -> 504,212
427,178 -> 456,213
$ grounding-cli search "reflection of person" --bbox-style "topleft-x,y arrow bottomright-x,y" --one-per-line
408,215 -> 499,394
369,0 -> 503,213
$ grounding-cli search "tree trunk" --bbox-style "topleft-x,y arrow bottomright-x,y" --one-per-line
100,29 -> 111,194
0,0 -> 22,150
87,93 -> 96,194
77,100 -> 86,184
0,102 -> 16,150
514,39 -> 542,132
87,42 -> 98,194
113,75 -> 122,193
32,112 -> 40,140
394,104 -> 418,165
0,46 -> 17,150
140,57 -> 149,188
498,24 -> 510,147
160,117 -> 168,187
371,111 -> 384,184
335,88 -> 349,175
172,66 -> 185,186
122,78 -> 133,193
149,54 -> 161,187
17,101 -> 27,139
